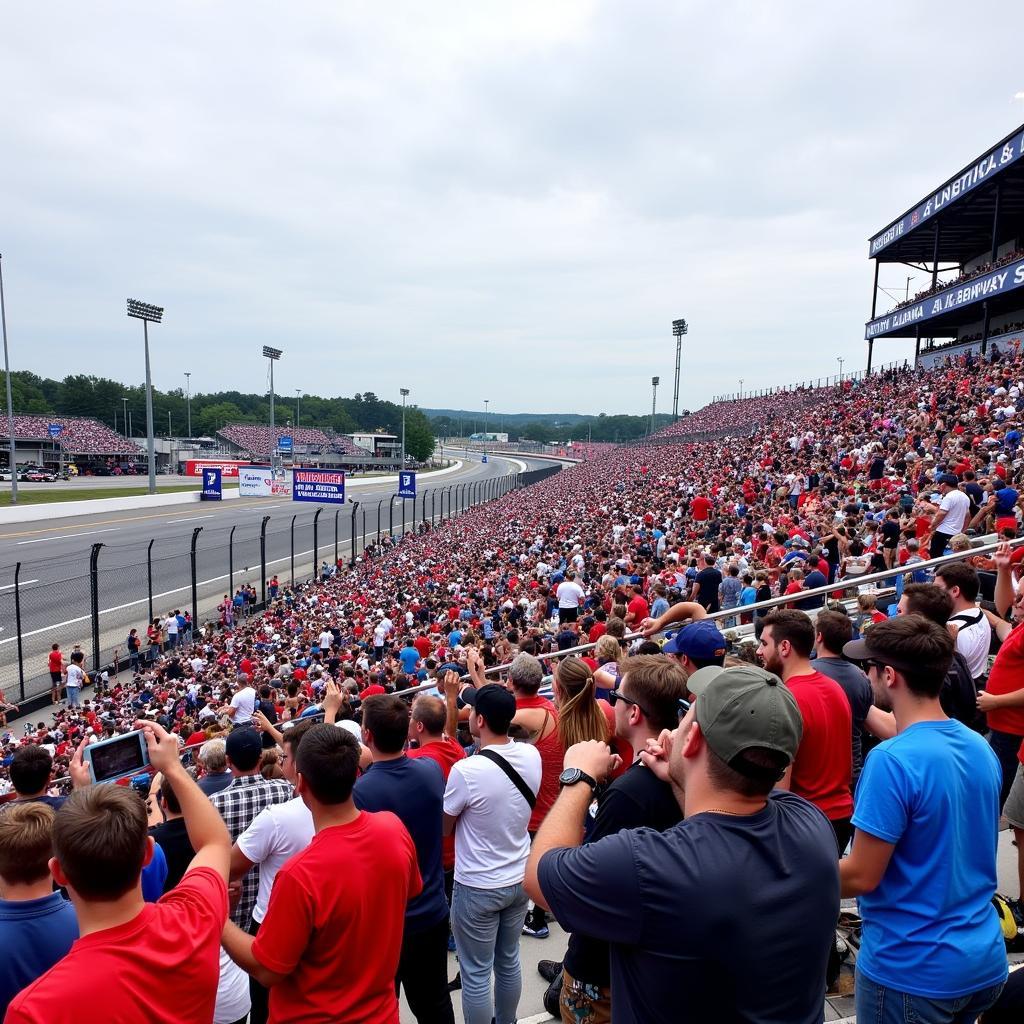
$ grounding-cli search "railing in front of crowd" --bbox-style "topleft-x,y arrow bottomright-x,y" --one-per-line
709,359 -> 906,404
35,532 -> 1015,793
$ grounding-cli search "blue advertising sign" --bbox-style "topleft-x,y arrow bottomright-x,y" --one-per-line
865,254 -> 1024,339
293,469 -> 346,504
277,435 -> 293,453
481,454 -> 488,463
48,423 -> 62,438
398,471 -> 416,498
869,127 -> 1024,257
201,467 -> 222,501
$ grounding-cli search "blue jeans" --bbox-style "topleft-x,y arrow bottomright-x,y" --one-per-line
856,972 -> 1004,1023
451,880 -> 528,1024
66,685 -> 81,708
988,729 -> 1023,808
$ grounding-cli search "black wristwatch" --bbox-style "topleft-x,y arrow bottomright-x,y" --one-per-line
559,767 -> 598,792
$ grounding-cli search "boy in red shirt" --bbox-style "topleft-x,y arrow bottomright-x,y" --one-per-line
222,724 -> 421,1024
6,720 -> 231,1024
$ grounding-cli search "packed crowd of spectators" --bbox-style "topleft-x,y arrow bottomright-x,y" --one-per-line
217,424 -> 366,459
9,416 -> 140,455
3,343 -> 1024,1022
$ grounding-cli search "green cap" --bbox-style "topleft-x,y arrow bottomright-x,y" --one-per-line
686,665 -> 803,781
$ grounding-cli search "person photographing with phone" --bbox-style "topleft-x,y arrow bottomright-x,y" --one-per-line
4,721 -> 232,1024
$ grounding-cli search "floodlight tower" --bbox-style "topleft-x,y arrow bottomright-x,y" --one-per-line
650,376 -> 660,436
671,319 -> 687,421
263,346 -> 282,465
127,299 -> 164,494
400,388 -> 410,469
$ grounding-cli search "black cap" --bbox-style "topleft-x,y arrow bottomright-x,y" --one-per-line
462,684 -> 516,734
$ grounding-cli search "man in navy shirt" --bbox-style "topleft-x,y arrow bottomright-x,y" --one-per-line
526,664 -> 839,1024
0,803 -> 78,1018
355,695 -> 454,1024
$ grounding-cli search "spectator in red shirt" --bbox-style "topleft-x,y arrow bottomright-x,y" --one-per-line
624,585 -> 650,628
222,724 -> 421,1024
757,609 -> 854,852
5,721 -> 232,1024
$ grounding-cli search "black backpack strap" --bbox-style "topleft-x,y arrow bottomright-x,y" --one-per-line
477,748 -> 537,810
949,611 -> 984,626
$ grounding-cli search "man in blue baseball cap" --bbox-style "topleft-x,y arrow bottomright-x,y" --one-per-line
662,620 -> 727,681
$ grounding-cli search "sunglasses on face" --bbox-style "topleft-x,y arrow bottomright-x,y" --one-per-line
608,688 -> 649,718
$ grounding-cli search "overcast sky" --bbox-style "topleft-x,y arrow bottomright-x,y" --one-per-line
2,2 -> 1022,417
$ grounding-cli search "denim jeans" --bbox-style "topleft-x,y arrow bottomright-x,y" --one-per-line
856,972 -> 1004,1023
66,685 -> 81,708
451,880 -> 529,1024
988,729 -> 1024,808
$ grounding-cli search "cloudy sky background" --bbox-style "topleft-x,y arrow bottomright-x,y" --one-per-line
2,1 -> 1023,417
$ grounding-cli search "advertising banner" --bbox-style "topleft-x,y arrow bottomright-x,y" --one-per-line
398,471 -> 416,498
869,128 -> 1024,257
200,468 -> 222,501
865,255 -> 1024,339
48,424 -> 62,438
293,469 -> 346,504
277,435 -> 293,453
239,466 -> 292,497
184,460 -> 251,478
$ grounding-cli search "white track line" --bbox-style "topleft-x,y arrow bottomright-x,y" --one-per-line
17,528 -> 120,546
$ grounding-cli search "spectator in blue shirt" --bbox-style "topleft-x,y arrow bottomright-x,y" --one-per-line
0,803 -> 78,1019
841,616 -> 1007,1022
398,639 -> 421,676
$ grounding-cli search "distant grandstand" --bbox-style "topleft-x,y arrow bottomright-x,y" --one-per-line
217,424 -> 367,459
865,123 -> 1024,369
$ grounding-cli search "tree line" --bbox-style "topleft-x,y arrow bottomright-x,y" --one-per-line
1,371 -> 686,457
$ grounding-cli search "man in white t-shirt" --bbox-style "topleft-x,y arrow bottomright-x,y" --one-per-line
231,720 -> 314,1024
225,674 -> 257,725
443,685 -> 541,1024
926,474 -> 971,560
555,573 -> 587,624
935,561 -> 992,682
65,651 -> 86,708
164,612 -> 180,649
318,629 -> 334,652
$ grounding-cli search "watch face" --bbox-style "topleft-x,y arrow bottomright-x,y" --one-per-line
559,767 -> 582,786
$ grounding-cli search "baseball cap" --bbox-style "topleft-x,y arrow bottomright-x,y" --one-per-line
461,684 -> 517,733
938,473 -> 958,487
663,620 -> 727,660
225,727 -> 263,764
684,665 -> 802,781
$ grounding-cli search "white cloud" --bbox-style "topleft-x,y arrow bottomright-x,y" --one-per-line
1,1 -> 1022,415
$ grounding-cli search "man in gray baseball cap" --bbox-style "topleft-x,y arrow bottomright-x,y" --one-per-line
525,663 -> 839,1024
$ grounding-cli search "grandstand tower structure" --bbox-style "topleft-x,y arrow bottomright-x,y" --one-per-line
865,123 -> 1024,371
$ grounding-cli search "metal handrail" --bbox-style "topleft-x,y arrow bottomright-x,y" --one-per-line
36,534 -> 1016,790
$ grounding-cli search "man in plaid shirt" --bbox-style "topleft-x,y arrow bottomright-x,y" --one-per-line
211,728 -> 292,929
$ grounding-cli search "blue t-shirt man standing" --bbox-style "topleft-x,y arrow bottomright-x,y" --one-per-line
842,618 -> 1007,1021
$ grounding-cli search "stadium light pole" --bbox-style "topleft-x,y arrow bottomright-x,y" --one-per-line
671,319 -> 687,422
483,399 -> 489,460
0,254 -> 18,502
184,371 -> 191,438
739,377 -> 744,399
837,356 -> 844,380
127,299 -> 163,494
650,376 -> 660,436
263,346 -> 282,467
400,388 -> 409,470
295,389 -> 301,428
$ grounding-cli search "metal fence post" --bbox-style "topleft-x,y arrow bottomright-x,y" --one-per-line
260,515 -> 270,605
313,507 -> 322,580
389,494 -> 398,537
290,514 -> 297,586
420,490 -> 427,527
350,501 -> 359,567
361,506 -> 366,551
376,499 -> 383,546
146,538 -> 155,626
190,527 -> 203,627
430,491 -> 436,526
334,509 -> 340,568
89,543 -> 103,673
402,494 -> 407,537
228,525 -> 236,597
13,562 -> 24,700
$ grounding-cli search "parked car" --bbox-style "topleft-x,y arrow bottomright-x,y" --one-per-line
24,469 -> 57,482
